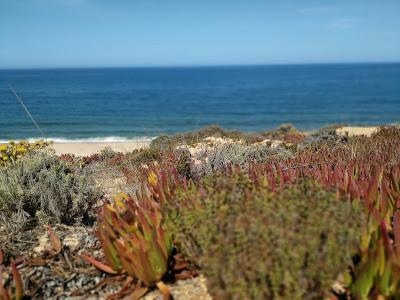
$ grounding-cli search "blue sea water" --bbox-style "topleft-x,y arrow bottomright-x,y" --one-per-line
0,63 -> 399,141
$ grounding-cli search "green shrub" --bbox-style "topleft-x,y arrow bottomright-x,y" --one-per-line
165,173 -> 363,299
175,148 -> 192,179
301,124 -> 349,149
118,148 -> 161,168
99,146 -> 118,159
151,124 -> 305,151
0,151 -> 101,231
189,143 -> 293,179
259,123 -> 305,143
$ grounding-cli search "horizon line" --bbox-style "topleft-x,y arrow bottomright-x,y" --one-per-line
1,61 -> 400,71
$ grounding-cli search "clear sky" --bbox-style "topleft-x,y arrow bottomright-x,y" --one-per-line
1,0 -> 399,69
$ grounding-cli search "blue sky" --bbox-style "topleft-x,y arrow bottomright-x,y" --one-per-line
0,0 -> 399,68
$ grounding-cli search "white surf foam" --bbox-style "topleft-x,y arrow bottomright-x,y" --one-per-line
0,136 -> 157,143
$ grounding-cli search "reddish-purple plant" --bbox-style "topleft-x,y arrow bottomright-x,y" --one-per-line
82,192 -> 172,299
0,260 -> 23,300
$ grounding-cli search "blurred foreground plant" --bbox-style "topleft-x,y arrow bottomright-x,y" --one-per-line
155,168 -> 363,299
348,167 -> 400,299
82,192 -> 172,299
0,258 -> 24,300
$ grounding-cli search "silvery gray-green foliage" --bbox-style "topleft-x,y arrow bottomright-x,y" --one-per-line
0,151 -> 101,231
189,143 -> 293,179
99,146 -> 118,159
300,125 -> 348,148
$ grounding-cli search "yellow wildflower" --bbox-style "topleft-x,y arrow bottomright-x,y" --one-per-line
16,146 -> 27,154
147,171 -> 158,187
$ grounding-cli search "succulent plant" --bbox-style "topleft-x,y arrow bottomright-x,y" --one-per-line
82,192 -> 172,299
83,125 -> 400,299
145,126 -> 400,298
0,260 -> 24,300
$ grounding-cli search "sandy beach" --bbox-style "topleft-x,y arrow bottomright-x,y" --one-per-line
336,126 -> 379,137
52,140 -> 151,156
49,126 -> 386,156
2,126 -> 386,157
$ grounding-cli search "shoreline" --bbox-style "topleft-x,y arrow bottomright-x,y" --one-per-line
51,126 -> 381,156
1,125 -> 390,156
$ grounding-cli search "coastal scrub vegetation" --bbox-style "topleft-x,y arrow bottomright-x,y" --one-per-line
0,140 -> 51,167
150,123 -> 305,151
0,151 -> 100,232
162,173 -> 363,299
1,125 -> 400,299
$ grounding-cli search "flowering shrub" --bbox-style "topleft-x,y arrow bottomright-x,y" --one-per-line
0,140 -> 51,167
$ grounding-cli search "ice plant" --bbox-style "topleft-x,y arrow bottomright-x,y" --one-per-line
0,261 -> 24,300
82,192 -> 172,299
152,151 -> 400,298
47,225 -> 62,254
349,168 -> 400,299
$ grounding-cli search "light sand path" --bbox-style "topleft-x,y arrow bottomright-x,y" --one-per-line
53,141 -> 151,156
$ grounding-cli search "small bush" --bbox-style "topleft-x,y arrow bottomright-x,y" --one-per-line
130,148 -> 161,166
259,123 -> 305,143
0,151 -> 100,231
151,125 -> 306,151
99,146 -> 118,159
301,124 -> 348,148
114,148 -> 161,169
165,173 -> 363,299
175,148 -> 192,179
186,143 -> 293,179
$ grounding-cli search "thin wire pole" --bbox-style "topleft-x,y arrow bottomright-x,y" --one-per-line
8,83 -> 45,137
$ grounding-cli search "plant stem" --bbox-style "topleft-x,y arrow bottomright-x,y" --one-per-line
156,281 -> 171,300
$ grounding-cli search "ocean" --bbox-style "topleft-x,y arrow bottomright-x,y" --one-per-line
0,63 -> 399,142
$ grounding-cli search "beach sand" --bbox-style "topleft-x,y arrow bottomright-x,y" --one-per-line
53,140 -> 151,156
52,126 -> 380,156
336,126 -> 379,137
1,126 -> 387,157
